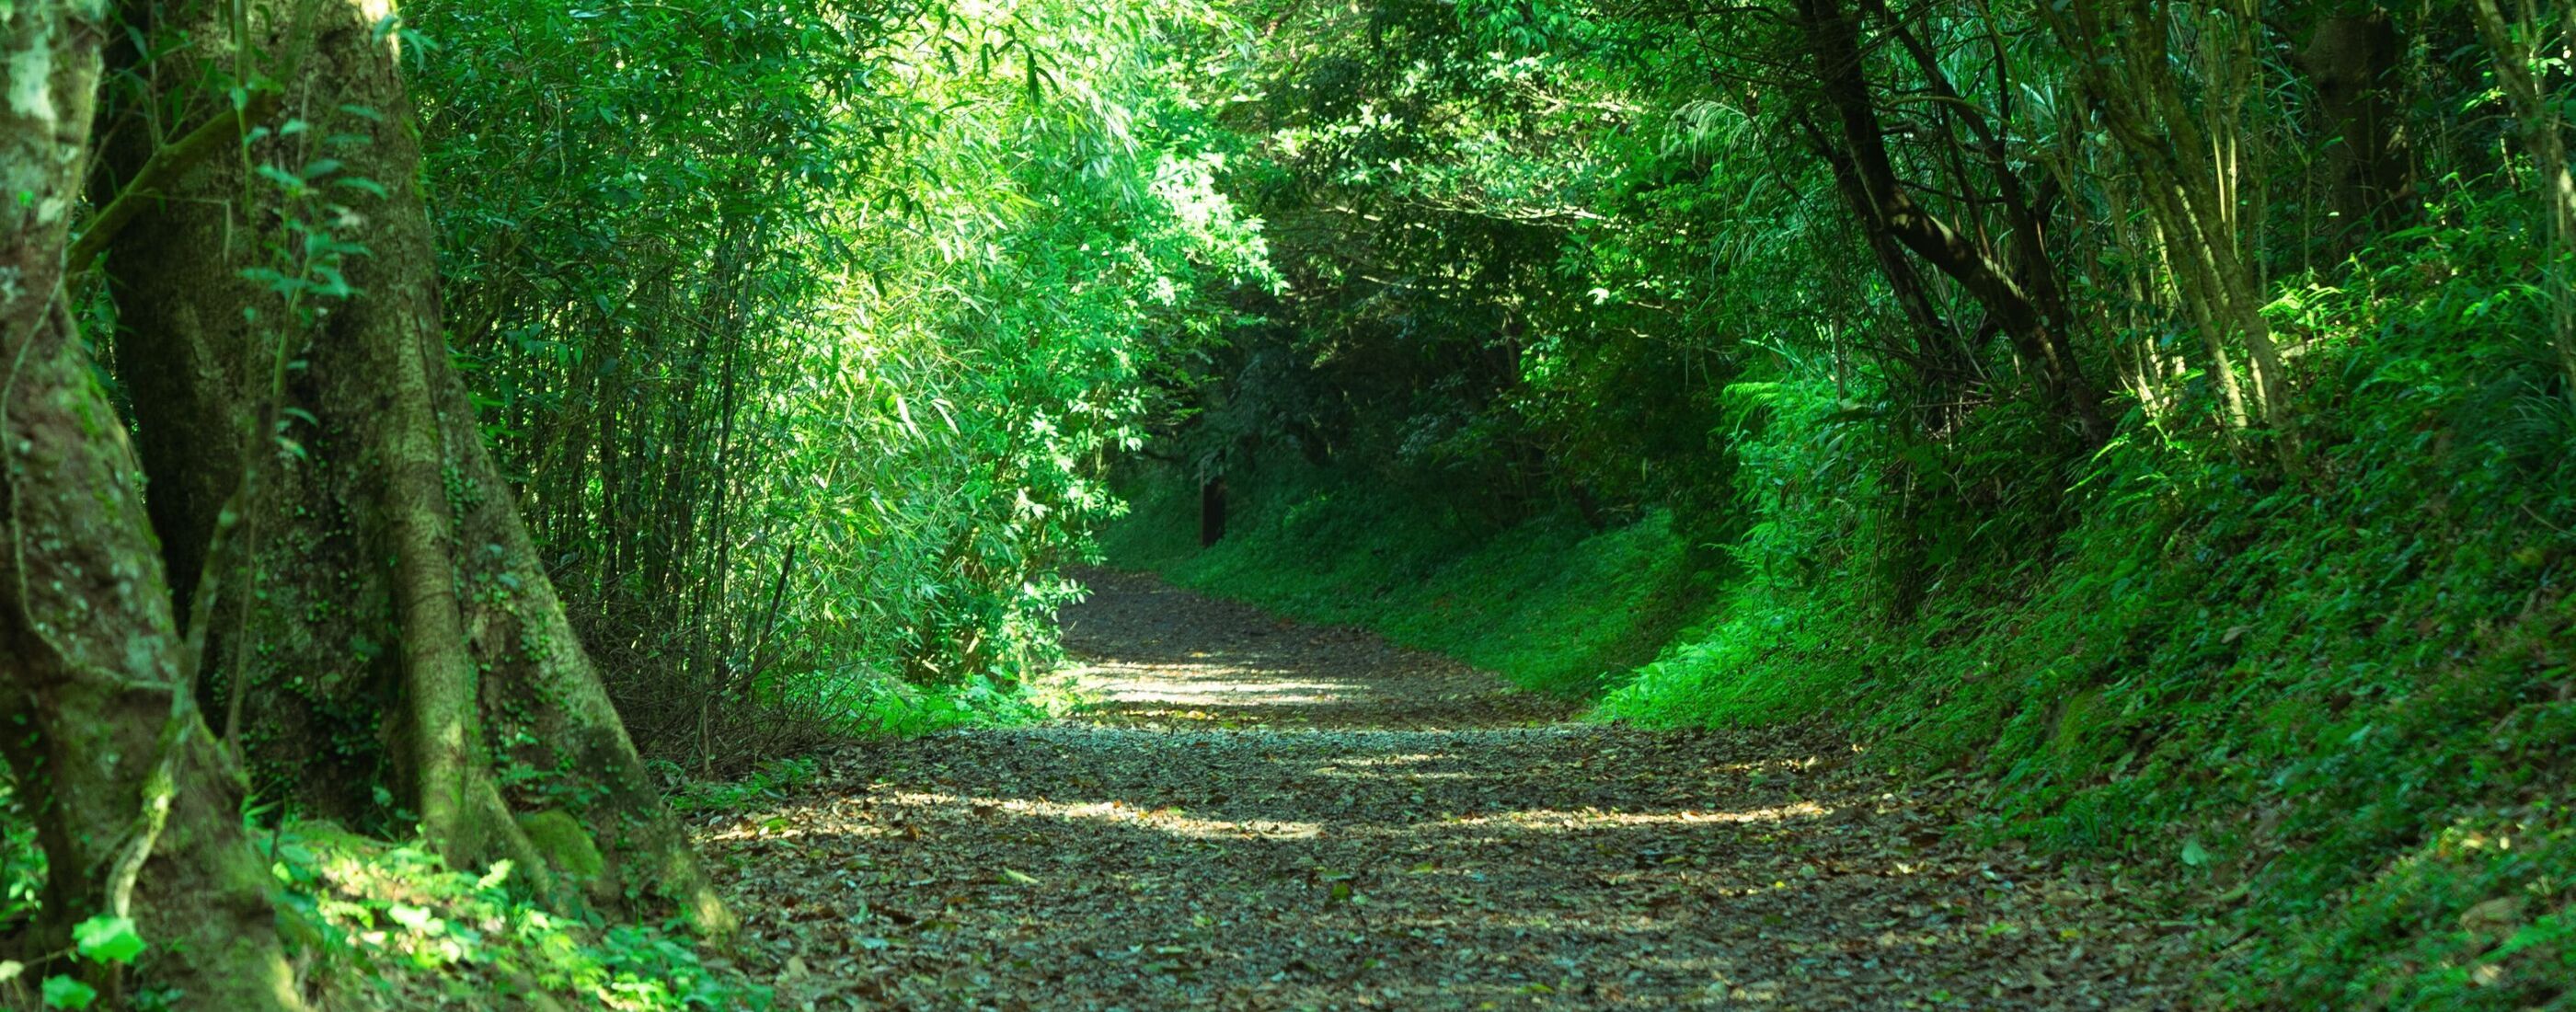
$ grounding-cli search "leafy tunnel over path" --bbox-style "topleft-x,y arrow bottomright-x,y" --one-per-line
700,570 -> 2191,1009
6,0 -> 2568,1002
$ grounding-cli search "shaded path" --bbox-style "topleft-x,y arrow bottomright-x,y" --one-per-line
703,570 -> 2188,1010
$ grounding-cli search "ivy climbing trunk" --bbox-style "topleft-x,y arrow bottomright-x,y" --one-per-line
0,5 -> 302,1006
97,0 -> 733,936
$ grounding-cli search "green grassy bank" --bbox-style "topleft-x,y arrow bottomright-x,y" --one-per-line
1104,223 -> 2576,1006
1100,460 -> 1721,698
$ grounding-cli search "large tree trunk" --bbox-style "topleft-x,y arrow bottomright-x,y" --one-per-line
2302,13 -> 2415,245
98,0 -> 733,936
0,6 -> 302,1006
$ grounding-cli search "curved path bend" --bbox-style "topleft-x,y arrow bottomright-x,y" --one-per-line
702,569 -> 2187,1010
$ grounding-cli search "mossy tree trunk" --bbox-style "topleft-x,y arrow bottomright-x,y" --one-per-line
98,0 -> 732,935
1,5 -> 303,1006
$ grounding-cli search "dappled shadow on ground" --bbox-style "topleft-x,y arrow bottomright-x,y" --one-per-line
1055,568 -> 1579,729
700,570 -> 2188,1010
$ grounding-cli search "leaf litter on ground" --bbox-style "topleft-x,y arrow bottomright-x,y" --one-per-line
697,569 -> 2191,1010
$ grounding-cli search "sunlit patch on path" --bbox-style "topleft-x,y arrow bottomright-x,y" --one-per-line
699,569 -> 2188,1010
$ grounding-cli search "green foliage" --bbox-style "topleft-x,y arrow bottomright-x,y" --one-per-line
40,974 -> 95,1010
1587,192 -> 2576,1006
0,776 -> 40,932
408,0 -> 1272,763
271,823 -> 767,1009
1119,0 -> 2576,1006
70,915 -> 144,966
1105,458 -> 1718,696
5,0 -> 2565,1002
1140,196 -> 2576,1001
663,757 -> 822,814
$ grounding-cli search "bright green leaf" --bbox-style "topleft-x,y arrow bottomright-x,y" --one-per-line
71,914 -> 144,966
41,975 -> 97,1010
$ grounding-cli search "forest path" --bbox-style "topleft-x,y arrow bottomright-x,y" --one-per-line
704,569 -> 2189,1010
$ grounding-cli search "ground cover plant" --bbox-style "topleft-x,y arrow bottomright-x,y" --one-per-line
1105,0 -> 2576,1006
3,0 -> 2570,1006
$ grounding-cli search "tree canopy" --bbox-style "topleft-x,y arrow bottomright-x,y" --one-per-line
3,0 -> 2573,1006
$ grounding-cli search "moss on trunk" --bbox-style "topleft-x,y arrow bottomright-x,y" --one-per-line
1,6 -> 302,1006
100,0 -> 732,937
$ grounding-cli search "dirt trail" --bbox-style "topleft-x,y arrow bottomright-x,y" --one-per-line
703,569 -> 2190,1010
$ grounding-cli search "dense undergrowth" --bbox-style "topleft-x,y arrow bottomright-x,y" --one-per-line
1111,195 -> 2576,1006
266,826 -> 765,1011
1102,462 -> 1720,696
1591,212 -> 2576,1007
7,0 -> 1260,1003
1097,0 -> 2576,1004
408,0 -> 1270,769
0,810 -> 768,1011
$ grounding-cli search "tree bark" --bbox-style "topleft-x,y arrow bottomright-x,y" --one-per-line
98,0 -> 733,936
2043,0 -> 2297,452
1200,477 -> 1228,546
2302,13 -> 2415,245
1793,0 -> 2110,444
1,6 -> 302,1006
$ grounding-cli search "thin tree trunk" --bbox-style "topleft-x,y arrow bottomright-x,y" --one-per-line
1796,0 -> 2111,443
2145,189 -> 2253,430
2471,0 -> 2576,399
2046,0 -> 2297,455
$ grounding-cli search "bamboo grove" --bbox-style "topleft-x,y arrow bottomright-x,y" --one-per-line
1126,0 -> 2576,1005
4,0 -> 1260,1004
4,0 -> 2575,1005
405,0 -> 1267,762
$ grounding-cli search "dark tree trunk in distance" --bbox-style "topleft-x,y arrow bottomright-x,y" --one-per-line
2304,13 -> 2415,245
1202,477 -> 1229,546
